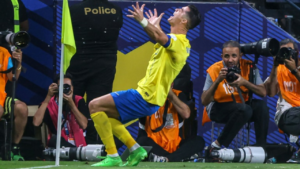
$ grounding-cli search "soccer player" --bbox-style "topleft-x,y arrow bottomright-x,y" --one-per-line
89,2 -> 201,167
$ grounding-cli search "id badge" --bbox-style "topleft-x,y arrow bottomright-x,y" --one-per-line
289,135 -> 298,143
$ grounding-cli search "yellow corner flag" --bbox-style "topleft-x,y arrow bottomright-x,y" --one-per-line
61,0 -> 76,73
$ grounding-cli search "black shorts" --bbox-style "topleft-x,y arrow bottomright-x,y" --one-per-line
2,96 -> 18,118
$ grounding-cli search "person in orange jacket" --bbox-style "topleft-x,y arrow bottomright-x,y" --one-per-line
201,40 -> 269,152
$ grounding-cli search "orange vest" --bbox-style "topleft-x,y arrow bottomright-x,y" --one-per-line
145,89 -> 182,153
0,47 -> 10,107
277,65 -> 300,107
202,59 -> 252,125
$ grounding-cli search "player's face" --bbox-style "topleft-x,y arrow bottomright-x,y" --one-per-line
221,47 -> 242,68
168,6 -> 190,25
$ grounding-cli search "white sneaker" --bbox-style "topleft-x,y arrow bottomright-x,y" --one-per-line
149,153 -> 168,162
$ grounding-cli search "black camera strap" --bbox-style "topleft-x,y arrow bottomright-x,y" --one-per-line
224,80 -> 246,110
229,87 -> 246,110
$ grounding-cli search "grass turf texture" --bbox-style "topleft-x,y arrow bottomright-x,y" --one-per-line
0,161 -> 299,169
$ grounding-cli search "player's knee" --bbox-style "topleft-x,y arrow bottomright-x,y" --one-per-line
15,101 -> 28,118
89,99 -> 100,114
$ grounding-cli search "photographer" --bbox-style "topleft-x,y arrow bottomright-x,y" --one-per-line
0,0 -> 29,97
33,74 -> 88,148
264,39 -> 300,142
0,46 -> 28,161
201,40 -> 269,151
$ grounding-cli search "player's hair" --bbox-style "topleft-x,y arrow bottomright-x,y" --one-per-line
186,5 -> 201,30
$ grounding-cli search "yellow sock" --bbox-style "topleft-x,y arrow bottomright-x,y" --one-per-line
91,112 -> 118,155
109,118 -> 139,151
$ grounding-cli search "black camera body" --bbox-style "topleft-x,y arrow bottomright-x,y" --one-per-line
226,66 -> 241,83
276,47 -> 298,64
55,84 -> 71,97
0,31 -> 30,49
63,84 -> 71,94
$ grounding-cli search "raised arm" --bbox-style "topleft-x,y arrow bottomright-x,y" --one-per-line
7,49 -> 22,81
33,83 -> 57,127
265,58 -> 279,97
168,90 -> 190,119
127,2 -> 168,46
201,69 -> 227,106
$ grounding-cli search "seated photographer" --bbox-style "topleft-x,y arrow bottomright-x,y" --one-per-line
264,39 -> 300,143
136,65 -> 205,162
201,40 -> 269,151
33,74 -> 123,149
33,74 -> 88,148
0,46 -> 28,161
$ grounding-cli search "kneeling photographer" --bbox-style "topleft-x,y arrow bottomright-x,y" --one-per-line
265,39 -> 300,145
201,40 -> 269,151
33,74 -> 88,148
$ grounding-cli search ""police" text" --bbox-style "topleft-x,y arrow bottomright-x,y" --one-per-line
84,7 -> 116,15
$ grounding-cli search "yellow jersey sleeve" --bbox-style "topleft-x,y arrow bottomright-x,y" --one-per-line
163,34 -> 190,63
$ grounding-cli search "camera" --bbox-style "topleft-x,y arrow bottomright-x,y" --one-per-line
63,84 -> 71,94
206,145 -> 296,163
57,84 -> 71,95
55,84 -> 71,98
0,31 -> 30,49
240,38 -> 280,56
43,144 -> 106,161
210,146 -> 267,163
276,47 -> 298,64
226,66 -> 241,83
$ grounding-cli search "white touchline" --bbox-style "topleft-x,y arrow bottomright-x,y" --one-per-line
17,165 -> 67,169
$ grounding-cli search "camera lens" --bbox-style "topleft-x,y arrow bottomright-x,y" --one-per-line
63,84 -> 71,94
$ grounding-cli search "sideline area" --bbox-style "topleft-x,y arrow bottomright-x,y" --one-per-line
0,162 -> 299,169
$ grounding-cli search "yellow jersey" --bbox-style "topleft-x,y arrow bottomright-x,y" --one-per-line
136,34 -> 191,106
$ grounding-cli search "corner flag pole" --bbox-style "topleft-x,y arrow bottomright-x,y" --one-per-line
55,44 -> 64,166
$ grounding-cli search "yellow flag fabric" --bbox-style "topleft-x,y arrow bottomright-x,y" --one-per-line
61,0 -> 76,73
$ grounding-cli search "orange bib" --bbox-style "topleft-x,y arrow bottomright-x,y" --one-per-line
202,59 -> 252,125
0,47 -> 10,107
145,89 -> 182,153
208,59 -> 251,103
277,65 -> 300,107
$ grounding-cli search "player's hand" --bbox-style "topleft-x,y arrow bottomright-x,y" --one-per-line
12,49 -> 22,63
126,2 -> 145,22
145,9 -> 164,28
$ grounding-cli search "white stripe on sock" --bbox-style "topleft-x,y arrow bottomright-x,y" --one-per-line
129,143 -> 140,152
108,153 -> 119,157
